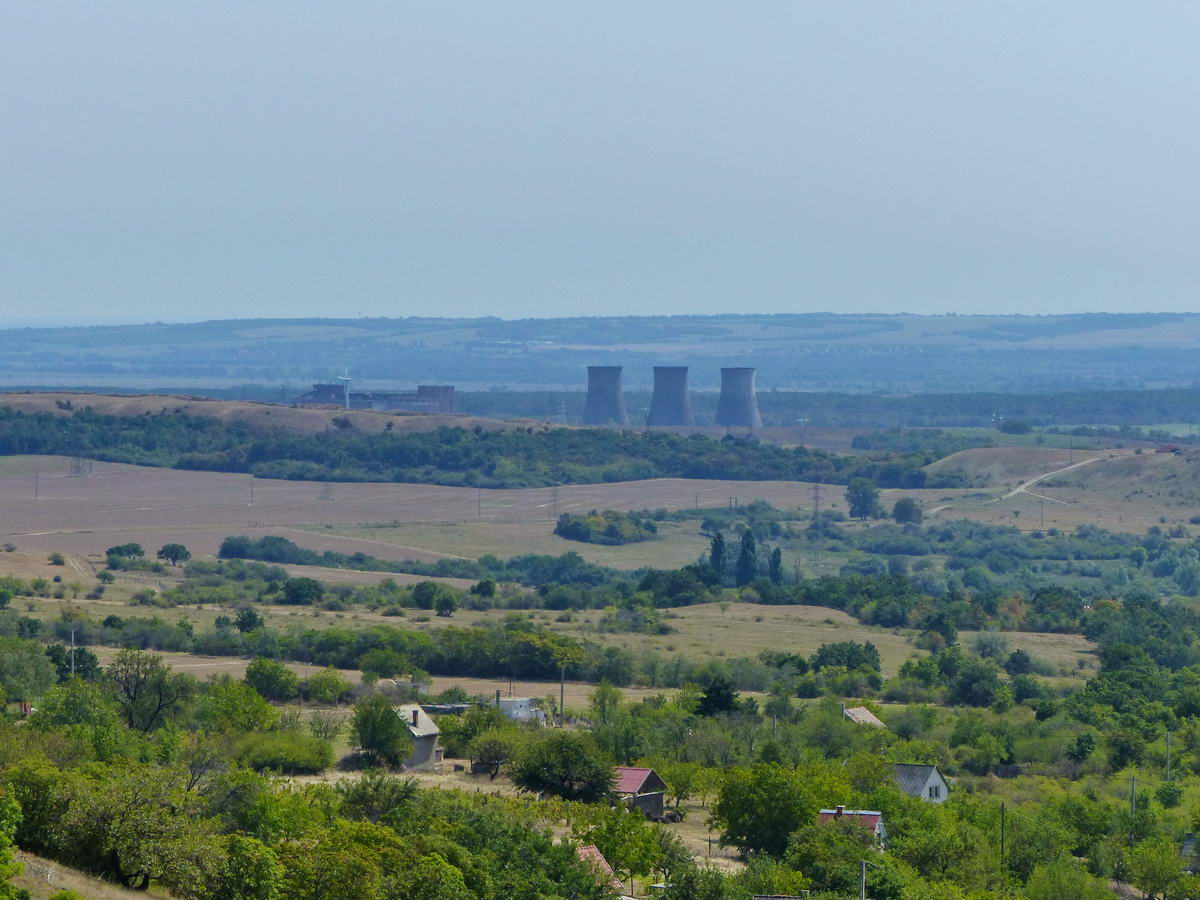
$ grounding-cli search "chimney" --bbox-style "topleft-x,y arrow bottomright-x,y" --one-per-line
647,366 -> 694,427
715,367 -> 762,429
835,805 -> 845,818
582,366 -> 629,426
411,709 -> 418,726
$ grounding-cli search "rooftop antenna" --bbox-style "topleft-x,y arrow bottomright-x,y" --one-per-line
336,368 -> 352,410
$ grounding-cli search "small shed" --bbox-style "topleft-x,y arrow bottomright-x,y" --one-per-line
396,704 -> 442,771
817,806 -> 887,845
893,764 -> 949,803
613,766 -> 668,819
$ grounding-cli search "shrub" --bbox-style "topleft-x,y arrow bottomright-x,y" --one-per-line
236,731 -> 333,774
553,510 -> 657,545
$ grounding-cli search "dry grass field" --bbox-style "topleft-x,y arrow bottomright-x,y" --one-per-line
84,648 -> 661,707
299,519 -> 712,570
0,390 -> 520,435
0,455 -> 836,563
915,445 -> 1200,531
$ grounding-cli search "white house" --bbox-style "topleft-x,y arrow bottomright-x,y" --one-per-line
494,692 -> 546,725
893,764 -> 949,803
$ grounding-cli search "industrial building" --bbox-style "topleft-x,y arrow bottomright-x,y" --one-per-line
646,366 -> 695,426
582,366 -> 629,425
582,363 -> 764,429
297,383 -> 455,413
715,367 -> 763,428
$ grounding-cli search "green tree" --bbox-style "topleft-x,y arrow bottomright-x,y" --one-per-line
282,577 -> 322,605
303,667 -> 351,705
411,581 -> 441,610
735,530 -> 758,586
510,732 -> 614,802
698,675 -> 739,717
198,679 -> 278,733
768,547 -> 783,584
44,643 -> 101,682
709,532 -> 727,576
351,694 -> 412,767
712,764 -> 819,857
156,543 -> 192,565
31,677 -> 121,730
847,478 -> 881,519
1130,836 -> 1186,900
106,648 -> 196,732
468,728 -> 522,780
106,542 -> 144,559
359,649 -> 408,679
234,607 -> 265,633
0,636 -> 57,703
244,657 -> 299,702
1024,860 -> 1112,900
470,577 -> 497,598
588,681 -> 623,726
0,787 -> 22,900
60,763 -> 221,891
892,497 -> 923,524
393,853 -> 473,900
435,591 -> 458,617
335,770 -> 418,824
206,834 -> 283,900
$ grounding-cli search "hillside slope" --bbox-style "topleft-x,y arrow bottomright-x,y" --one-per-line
0,391 -> 526,435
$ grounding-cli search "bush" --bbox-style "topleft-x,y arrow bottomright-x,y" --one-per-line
554,510 -> 657,545
236,731 -> 333,774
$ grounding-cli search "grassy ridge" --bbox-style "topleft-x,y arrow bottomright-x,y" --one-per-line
0,406 -> 950,488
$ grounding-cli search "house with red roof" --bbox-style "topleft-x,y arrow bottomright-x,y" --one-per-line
576,844 -> 624,894
613,766 -> 668,819
817,806 -> 887,846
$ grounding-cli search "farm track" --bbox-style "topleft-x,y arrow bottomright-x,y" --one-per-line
928,454 -> 1110,516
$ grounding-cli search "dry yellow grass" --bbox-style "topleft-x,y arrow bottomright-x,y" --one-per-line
14,851 -> 170,899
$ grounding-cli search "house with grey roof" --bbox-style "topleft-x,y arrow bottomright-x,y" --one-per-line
893,763 -> 948,803
396,704 -> 442,771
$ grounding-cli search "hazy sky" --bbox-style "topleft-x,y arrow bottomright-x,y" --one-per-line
4,2 -> 1200,324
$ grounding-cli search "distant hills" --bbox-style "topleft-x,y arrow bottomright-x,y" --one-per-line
1,312 -> 1198,395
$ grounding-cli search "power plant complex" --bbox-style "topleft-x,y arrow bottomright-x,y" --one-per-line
582,365 -> 761,428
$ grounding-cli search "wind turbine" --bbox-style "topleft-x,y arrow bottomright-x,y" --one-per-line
336,369 -> 352,410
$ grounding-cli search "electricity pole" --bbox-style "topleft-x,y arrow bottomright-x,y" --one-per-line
1000,802 -> 1006,896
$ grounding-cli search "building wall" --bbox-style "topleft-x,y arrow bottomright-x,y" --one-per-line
405,734 -> 442,771
624,791 -> 665,819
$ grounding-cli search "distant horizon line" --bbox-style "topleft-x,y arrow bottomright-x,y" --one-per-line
3,309 -> 1195,330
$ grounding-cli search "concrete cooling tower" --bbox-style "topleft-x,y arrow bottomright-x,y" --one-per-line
715,367 -> 763,429
582,366 -> 629,425
647,366 -> 695,426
